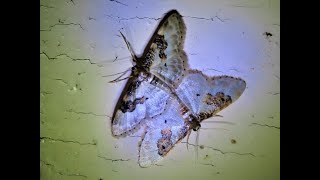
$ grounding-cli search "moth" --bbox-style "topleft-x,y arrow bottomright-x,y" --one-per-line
111,10 -> 246,167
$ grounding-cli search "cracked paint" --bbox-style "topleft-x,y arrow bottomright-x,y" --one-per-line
40,136 -> 97,146
40,159 -> 88,179
40,0 -> 279,179
97,155 -> 130,162
181,142 -> 256,157
250,123 -> 280,130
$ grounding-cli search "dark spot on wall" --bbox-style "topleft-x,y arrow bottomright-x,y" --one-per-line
263,32 -> 273,38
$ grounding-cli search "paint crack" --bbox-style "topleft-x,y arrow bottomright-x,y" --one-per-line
51,78 -> 68,85
181,142 -> 256,157
183,13 -> 229,22
58,172 -> 87,178
40,52 -> 98,65
106,12 -> 228,23
207,68 -> 223,73
66,109 -> 110,117
106,14 -> 161,21
250,123 -> 280,130
40,136 -> 97,146
40,20 -> 84,31
41,159 -> 87,178
40,159 -> 54,167
97,155 -> 130,162
40,91 -> 53,96
267,92 -> 280,95
40,4 -> 55,9
200,163 -> 215,167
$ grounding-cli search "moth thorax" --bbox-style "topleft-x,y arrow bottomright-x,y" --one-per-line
137,71 -> 151,82
193,124 -> 201,131
180,105 -> 191,119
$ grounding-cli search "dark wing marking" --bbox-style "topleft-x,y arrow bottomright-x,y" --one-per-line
112,73 -> 171,137
138,97 -> 189,167
175,69 -> 246,120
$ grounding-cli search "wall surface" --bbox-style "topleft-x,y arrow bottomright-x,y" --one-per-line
40,0 -> 280,179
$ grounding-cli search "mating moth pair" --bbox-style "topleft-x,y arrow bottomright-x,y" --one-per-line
110,9 -> 246,167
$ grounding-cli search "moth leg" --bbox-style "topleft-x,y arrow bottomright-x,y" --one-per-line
109,75 -> 133,83
185,130 -> 191,151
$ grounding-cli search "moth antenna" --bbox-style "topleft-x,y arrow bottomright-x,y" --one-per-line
119,31 -> 137,64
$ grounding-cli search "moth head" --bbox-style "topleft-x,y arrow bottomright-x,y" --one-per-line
186,115 -> 201,131
192,123 -> 201,131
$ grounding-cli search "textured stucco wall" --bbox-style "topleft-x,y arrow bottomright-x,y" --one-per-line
40,0 -> 279,179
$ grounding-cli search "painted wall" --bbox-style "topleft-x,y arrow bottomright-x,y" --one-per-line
40,0 -> 280,179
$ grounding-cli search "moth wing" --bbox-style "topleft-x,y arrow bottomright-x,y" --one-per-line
176,70 -> 246,117
138,97 -> 188,167
142,10 -> 188,87
111,74 -> 171,137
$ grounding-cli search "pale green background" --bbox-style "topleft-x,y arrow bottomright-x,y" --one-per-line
40,0 -> 280,179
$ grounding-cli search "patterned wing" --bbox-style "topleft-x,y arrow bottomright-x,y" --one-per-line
111,73 -> 172,137
175,70 -> 246,119
138,97 -> 189,167
140,9 -> 188,88
138,69 -> 246,167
